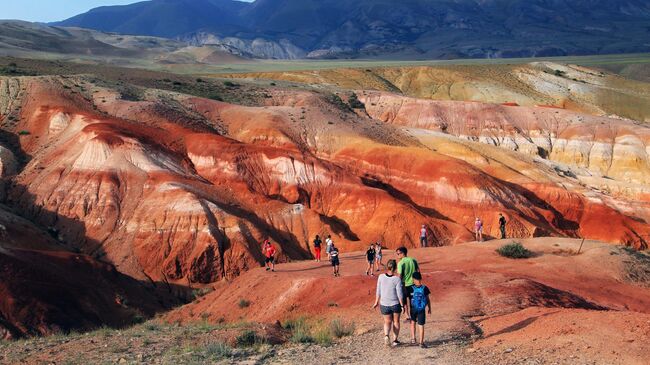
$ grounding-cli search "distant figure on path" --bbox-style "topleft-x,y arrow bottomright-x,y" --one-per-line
396,246 -> 419,322
375,242 -> 384,271
372,259 -> 405,347
366,244 -> 376,276
263,239 -> 276,272
420,225 -> 427,248
475,218 -> 483,242
313,235 -> 322,262
330,244 -> 340,277
325,235 -> 333,259
498,213 -> 507,239
407,272 -> 431,348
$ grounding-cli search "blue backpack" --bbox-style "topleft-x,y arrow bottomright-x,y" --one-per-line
411,286 -> 427,312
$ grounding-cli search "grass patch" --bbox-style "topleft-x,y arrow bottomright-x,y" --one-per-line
203,342 -> 233,360
192,287 -> 214,300
18,130 -> 30,136
329,319 -> 355,338
238,299 -> 251,309
235,330 -> 265,348
282,317 -> 352,346
497,242 -> 534,259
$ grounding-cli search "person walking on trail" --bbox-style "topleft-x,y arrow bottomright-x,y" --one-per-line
263,239 -> 276,272
330,244 -> 341,277
372,259 -> 405,347
325,235 -> 334,259
396,246 -> 419,322
375,242 -> 384,271
313,235 -> 322,262
498,213 -> 507,239
366,244 -> 376,276
420,225 -> 427,248
475,217 -> 484,242
407,272 -> 431,348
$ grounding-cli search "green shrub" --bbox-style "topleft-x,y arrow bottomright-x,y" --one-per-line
18,130 -> 30,135
238,299 -> 251,309
329,319 -> 354,338
348,93 -> 365,109
204,342 -> 232,359
235,330 -> 264,347
497,242 -> 534,259
223,81 -> 238,87
313,328 -> 333,346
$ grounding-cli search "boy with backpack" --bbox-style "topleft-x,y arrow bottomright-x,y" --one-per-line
407,271 -> 431,348
330,244 -> 340,277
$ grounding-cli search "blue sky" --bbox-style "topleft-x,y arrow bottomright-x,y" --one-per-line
1,0 -> 254,23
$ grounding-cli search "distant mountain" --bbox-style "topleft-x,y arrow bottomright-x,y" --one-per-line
0,20 -> 247,65
53,0 -> 650,59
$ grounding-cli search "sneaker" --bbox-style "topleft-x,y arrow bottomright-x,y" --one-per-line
271,269 -> 275,272
265,268 -> 270,271
391,340 -> 400,347
411,339 -> 416,345
420,343 -> 428,349
384,336 -> 390,346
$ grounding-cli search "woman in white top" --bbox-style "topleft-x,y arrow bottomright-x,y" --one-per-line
372,259 -> 405,346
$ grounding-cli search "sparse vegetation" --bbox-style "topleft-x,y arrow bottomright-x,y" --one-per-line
348,93 -> 365,109
497,242 -> 534,259
223,81 -> 238,87
238,298 -> 251,309
18,130 -> 30,136
203,342 -> 233,360
235,330 -> 265,347
329,319 -> 355,338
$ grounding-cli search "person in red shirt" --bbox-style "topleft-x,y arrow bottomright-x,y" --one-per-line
263,239 -> 276,272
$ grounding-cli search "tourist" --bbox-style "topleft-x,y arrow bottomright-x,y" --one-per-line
396,246 -> 419,322
372,259 -> 405,347
263,239 -> 276,272
366,244 -> 376,276
407,272 -> 431,348
375,242 -> 383,271
475,217 -> 483,242
330,244 -> 340,277
325,234 -> 333,259
498,213 -> 507,239
420,224 -> 427,248
313,235 -> 322,262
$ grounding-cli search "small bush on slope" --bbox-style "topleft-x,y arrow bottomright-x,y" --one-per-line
497,242 -> 533,259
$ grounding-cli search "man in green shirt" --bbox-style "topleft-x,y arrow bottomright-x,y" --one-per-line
396,246 -> 419,321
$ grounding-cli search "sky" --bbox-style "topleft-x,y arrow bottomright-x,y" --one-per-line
0,0 -> 254,23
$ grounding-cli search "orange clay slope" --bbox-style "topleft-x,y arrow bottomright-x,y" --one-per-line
2,73 -> 650,290
165,238 -> 650,365
1,67 -> 650,336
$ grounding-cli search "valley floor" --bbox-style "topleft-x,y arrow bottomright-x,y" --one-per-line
2,238 -> 649,365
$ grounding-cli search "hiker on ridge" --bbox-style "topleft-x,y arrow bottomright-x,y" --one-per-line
325,234 -> 334,259
420,225 -> 427,248
475,217 -> 484,242
375,241 -> 384,271
313,234 -> 322,262
263,239 -> 276,272
366,243 -> 376,276
498,213 -> 507,239
372,259 -> 405,347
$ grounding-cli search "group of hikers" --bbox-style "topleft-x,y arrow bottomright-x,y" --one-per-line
260,215 -> 509,347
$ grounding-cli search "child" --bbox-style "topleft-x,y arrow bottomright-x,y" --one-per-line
365,244 -> 376,276
407,271 -> 431,348
330,245 -> 340,277
263,239 -> 276,272
375,242 -> 383,271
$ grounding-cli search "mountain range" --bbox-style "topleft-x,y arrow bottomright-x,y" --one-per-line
54,0 -> 650,59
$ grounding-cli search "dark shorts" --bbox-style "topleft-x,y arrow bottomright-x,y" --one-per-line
331,257 -> 340,266
403,284 -> 411,302
380,304 -> 402,315
367,258 -> 375,264
410,310 -> 426,325
265,256 -> 274,264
